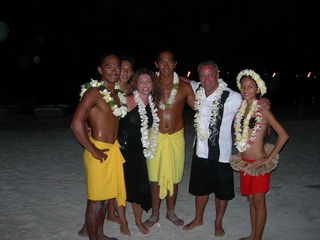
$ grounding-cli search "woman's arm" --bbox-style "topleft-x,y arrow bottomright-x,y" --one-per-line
255,110 -> 289,166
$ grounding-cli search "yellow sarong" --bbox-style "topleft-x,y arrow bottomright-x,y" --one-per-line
146,128 -> 185,199
83,136 -> 126,206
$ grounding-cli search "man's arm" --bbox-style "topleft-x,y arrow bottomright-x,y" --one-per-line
179,76 -> 199,110
184,82 -> 195,110
70,89 -> 108,162
179,76 -> 191,84
259,97 -> 271,110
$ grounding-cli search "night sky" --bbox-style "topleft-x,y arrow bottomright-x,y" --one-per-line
0,0 -> 318,108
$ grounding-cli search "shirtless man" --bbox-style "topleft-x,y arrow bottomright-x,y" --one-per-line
70,53 -> 129,240
144,50 -> 195,228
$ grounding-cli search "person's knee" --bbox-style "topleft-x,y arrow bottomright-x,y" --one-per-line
247,195 -> 254,205
253,199 -> 266,209
90,201 -> 104,215
252,194 -> 266,208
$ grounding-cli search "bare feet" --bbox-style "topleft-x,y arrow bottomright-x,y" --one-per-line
101,236 -> 118,240
166,211 -> 184,226
120,224 -> 131,236
183,219 -> 203,231
106,214 -> 121,225
136,220 -> 150,235
77,223 -> 88,237
77,223 -> 118,240
143,215 -> 159,228
215,224 -> 225,237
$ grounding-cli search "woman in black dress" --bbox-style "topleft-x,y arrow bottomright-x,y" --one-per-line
118,68 -> 161,234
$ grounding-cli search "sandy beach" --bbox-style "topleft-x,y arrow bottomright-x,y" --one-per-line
1,104 -> 320,240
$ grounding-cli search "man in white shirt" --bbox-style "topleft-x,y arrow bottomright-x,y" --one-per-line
182,60 -> 242,237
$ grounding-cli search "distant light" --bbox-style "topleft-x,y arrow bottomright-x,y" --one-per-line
227,72 -> 230,75
33,55 -> 41,63
187,71 -> 191,77
272,72 -> 276,78
0,21 -> 9,41
307,72 -> 312,78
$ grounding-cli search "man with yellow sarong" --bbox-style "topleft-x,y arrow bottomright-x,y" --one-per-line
70,52 -> 130,239
144,50 -> 195,228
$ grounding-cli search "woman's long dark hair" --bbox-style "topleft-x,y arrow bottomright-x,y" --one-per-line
127,68 -> 162,106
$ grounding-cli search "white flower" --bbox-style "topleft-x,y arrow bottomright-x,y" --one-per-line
90,80 -> 100,87
158,72 -> 179,110
79,79 -> 127,118
194,80 -> 227,141
236,69 -> 267,96
133,90 -> 160,159
234,100 -> 263,152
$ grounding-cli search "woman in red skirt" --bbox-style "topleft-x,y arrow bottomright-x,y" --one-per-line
232,69 -> 289,240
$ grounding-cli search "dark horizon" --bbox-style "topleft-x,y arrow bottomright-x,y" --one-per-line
0,0 -> 318,108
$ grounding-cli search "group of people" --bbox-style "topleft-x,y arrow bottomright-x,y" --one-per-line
70,50 -> 289,240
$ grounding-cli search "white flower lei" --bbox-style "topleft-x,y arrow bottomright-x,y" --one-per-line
79,78 -> 128,118
234,100 -> 263,152
133,90 -> 160,159
236,69 -> 267,96
194,80 -> 227,141
157,72 -> 179,110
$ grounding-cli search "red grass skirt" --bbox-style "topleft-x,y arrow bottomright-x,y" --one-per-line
240,158 -> 270,195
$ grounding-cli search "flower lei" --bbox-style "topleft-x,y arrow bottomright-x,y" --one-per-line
157,72 -> 179,110
79,79 -> 127,118
194,80 -> 227,141
133,90 -> 160,159
234,100 -> 263,152
236,69 -> 267,96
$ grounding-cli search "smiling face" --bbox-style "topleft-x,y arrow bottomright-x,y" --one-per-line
240,76 -> 261,102
119,60 -> 134,83
198,65 -> 219,97
97,55 -> 121,84
154,51 -> 177,77
136,74 -> 153,97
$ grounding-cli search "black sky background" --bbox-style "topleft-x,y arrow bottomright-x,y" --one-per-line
0,0 -> 318,108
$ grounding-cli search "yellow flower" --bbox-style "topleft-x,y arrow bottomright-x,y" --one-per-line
236,69 -> 267,96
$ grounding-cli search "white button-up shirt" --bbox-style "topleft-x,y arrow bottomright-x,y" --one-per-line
190,79 -> 242,163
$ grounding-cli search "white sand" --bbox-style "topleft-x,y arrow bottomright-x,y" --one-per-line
1,106 -> 320,240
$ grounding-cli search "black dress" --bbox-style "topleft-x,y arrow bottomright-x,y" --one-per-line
118,105 -> 152,212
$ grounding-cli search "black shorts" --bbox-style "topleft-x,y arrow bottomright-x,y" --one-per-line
188,154 -> 235,200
